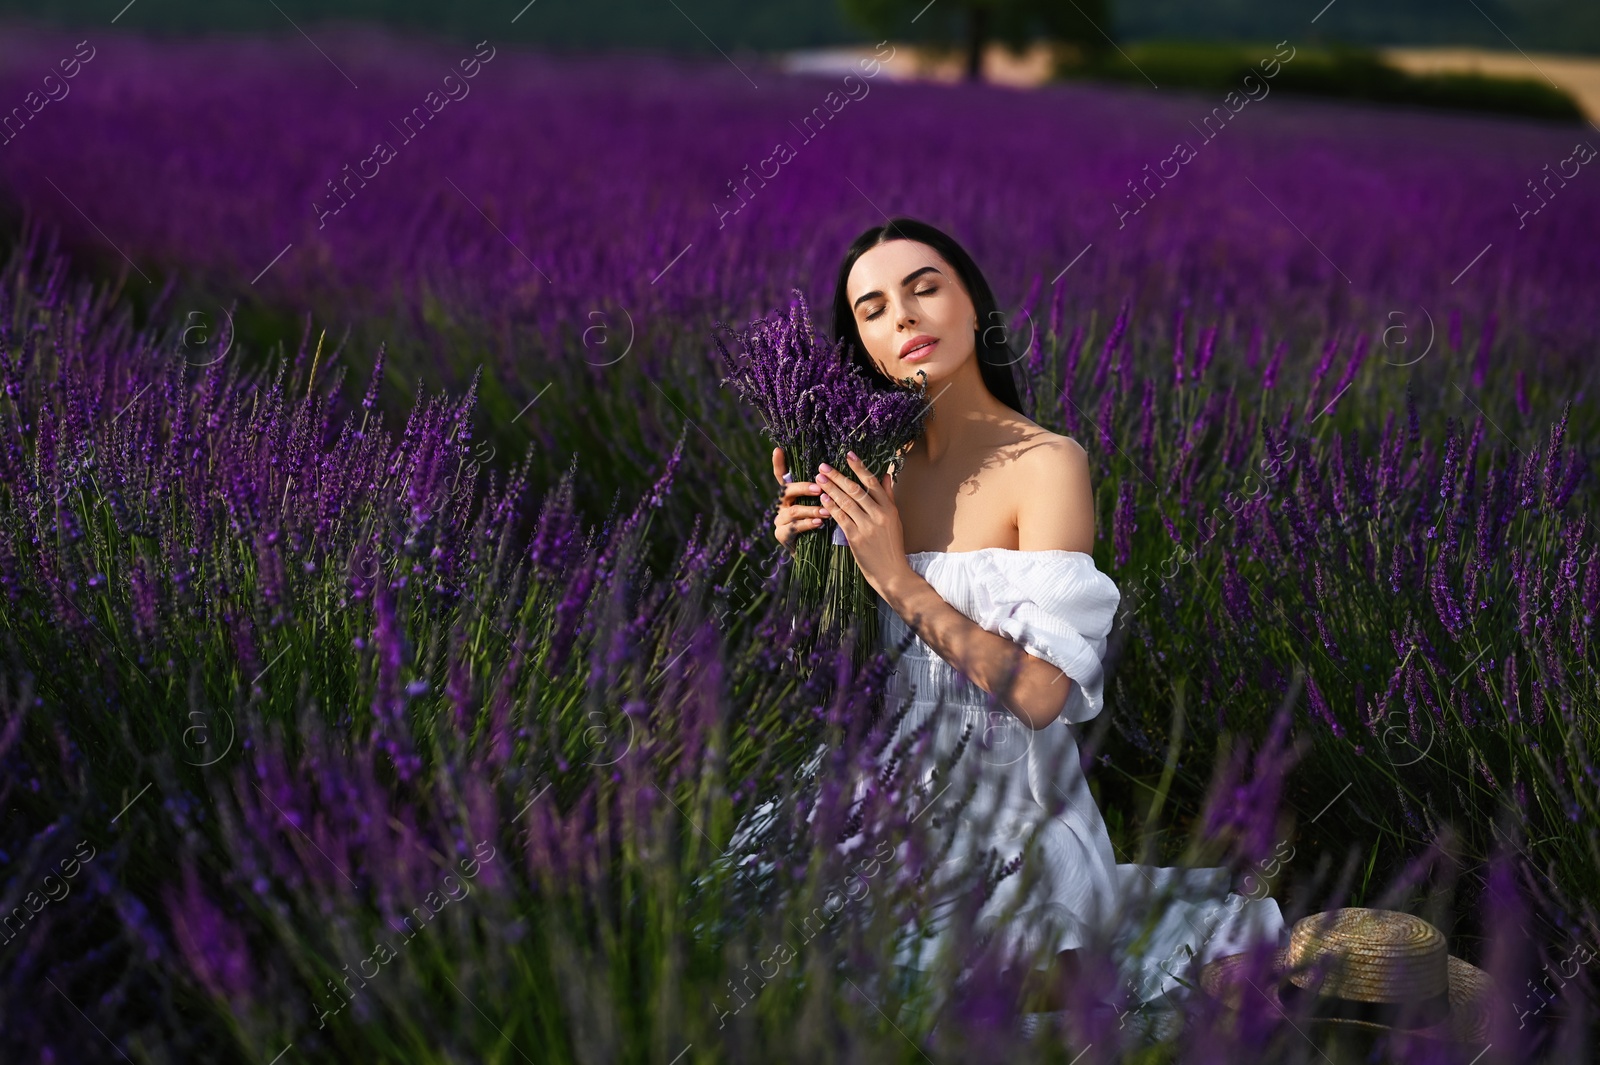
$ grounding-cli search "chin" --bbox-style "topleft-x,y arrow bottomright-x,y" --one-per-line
902,354 -> 947,378
879,362 -> 924,384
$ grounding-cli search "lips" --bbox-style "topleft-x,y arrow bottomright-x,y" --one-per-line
901,335 -> 937,361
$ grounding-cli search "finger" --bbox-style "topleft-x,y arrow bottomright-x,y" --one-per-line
817,485 -> 863,526
844,450 -> 886,504
816,462 -> 867,507
775,508 -> 798,536
781,481 -> 820,501
778,508 -> 824,535
823,491 -> 857,534
772,446 -> 788,486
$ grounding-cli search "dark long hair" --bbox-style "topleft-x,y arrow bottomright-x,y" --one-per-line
828,217 -> 1025,416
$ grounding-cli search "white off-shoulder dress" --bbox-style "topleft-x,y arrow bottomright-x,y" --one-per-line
869,548 -> 1285,1003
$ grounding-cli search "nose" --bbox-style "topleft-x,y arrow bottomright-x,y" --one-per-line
895,300 -> 917,330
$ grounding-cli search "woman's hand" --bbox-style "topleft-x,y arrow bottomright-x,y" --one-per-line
771,447 -> 825,553
815,451 -> 912,597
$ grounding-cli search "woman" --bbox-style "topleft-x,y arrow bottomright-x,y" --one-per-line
771,218 -> 1284,1021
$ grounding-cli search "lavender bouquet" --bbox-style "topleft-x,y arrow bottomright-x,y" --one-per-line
715,290 -> 932,672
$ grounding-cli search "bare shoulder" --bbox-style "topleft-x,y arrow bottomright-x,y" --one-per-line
996,417 -> 1089,480
1003,422 -> 1095,553
1020,428 -> 1089,477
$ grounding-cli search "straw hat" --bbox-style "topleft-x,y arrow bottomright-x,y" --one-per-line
1198,908 -> 1494,1045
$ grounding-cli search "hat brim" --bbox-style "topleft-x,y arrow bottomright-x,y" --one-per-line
1198,947 -> 1493,1046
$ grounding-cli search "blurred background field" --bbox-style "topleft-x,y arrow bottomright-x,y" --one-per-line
0,2 -> 1597,1063
4,0 -> 1600,54
790,37 -> 1597,119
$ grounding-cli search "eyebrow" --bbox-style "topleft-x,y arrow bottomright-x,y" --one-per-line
851,265 -> 943,311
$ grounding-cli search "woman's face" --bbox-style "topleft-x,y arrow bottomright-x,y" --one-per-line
845,239 -> 977,384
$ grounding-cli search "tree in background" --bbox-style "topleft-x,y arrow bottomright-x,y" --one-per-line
839,0 -> 1114,81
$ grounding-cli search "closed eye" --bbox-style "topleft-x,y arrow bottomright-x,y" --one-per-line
863,285 -> 938,322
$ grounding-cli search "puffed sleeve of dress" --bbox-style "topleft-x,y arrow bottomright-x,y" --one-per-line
960,550 -> 1122,724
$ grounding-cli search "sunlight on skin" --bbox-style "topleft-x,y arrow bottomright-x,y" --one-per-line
818,238 -> 1094,731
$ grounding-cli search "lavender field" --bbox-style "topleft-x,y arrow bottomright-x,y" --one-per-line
0,23 -> 1597,1064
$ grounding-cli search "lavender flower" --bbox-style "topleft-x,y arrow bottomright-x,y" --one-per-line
714,289 -> 930,486
715,289 -> 930,666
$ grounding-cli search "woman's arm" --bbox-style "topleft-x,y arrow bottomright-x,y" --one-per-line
880,437 -> 1096,731
878,569 -> 1075,731
818,440 -> 1096,730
